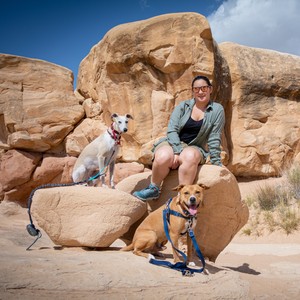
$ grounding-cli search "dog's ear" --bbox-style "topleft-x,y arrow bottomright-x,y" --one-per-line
126,114 -> 134,120
111,113 -> 118,120
199,183 -> 209,190
172,184 -> 184,191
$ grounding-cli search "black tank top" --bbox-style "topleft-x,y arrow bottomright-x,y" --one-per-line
179,116 -> 203,144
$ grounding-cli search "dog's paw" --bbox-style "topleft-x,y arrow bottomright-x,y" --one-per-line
153,252 -> 165,258
158,245 -> 167,251
203,268 -> 210,275
188,262 -> 196,267
148,254 -> 155,261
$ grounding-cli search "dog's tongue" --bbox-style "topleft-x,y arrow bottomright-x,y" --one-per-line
188,205 -> 197,216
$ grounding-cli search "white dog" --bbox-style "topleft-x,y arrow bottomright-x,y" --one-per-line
72,113 -> 133,188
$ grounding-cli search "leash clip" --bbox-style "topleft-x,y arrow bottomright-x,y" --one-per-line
188,227 -> 195,238
182,269 -> 194,277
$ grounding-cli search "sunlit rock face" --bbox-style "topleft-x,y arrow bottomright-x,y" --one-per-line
219,42 -> 300,177
76,13 -> 224,164
0,54 -> 84,152
1,12 -> 300,206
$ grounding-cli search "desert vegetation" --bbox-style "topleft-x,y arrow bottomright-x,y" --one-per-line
242,163 -> 300,236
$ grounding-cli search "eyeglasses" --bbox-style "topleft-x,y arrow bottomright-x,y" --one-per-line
192,85 -> 210,93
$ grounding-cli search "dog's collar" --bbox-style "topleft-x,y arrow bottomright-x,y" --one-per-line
107,124 -> 121,145
164,198 -> 196,221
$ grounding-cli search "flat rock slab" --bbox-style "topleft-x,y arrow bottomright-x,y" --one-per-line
31,186 -> 146,247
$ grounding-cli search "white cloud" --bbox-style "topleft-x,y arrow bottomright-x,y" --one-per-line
208,0 -> 300,56
140,0 -> 150,10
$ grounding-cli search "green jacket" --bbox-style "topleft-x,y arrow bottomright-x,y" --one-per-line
153,99 -> 225,166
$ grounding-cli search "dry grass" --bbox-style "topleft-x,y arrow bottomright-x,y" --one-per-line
242,163 -> 300,236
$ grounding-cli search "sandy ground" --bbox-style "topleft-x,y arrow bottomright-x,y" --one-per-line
1,178 -> 300,300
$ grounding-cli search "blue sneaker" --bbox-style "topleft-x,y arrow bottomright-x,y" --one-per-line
133,183 -> 160,201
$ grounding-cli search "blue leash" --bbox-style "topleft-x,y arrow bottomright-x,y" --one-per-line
149,198 -> 206,276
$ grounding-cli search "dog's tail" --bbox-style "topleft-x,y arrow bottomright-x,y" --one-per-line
120,243 -> 134,251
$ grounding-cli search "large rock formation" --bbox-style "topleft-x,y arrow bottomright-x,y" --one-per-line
76,12 -> 300,176
0,12 -> 299,204
219,42 -> 300,177
0,54 -> 84,152
0,149 -> 76,205
76,12 -> 229,164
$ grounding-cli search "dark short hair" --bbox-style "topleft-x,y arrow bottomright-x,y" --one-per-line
192,75 -> 212,87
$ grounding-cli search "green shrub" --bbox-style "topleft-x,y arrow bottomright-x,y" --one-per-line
286,164 -> 300,200
242,228 -> 252,236
264,211 -> 277,232
278,207 -> 300,234
241,164 -> 300,236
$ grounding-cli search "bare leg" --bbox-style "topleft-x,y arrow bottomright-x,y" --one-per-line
151,145 -> 174,186
109,161 -> 115,188
178,147 -> 202,185
98,156 -> 107,187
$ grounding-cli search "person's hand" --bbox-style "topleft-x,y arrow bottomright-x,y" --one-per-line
171,154 -> 180,169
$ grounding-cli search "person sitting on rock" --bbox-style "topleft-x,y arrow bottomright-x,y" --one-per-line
133,75 -> 225,201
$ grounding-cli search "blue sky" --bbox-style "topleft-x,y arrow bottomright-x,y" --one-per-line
1,0 -> 299,88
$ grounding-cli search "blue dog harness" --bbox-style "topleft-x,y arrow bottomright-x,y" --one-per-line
149,198 -> 206,276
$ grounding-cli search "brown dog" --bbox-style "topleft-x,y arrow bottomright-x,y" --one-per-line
122,184 -> 209,263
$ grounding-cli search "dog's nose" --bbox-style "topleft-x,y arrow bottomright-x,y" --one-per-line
190,196 -> 196,203
123,128 -> 128,132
